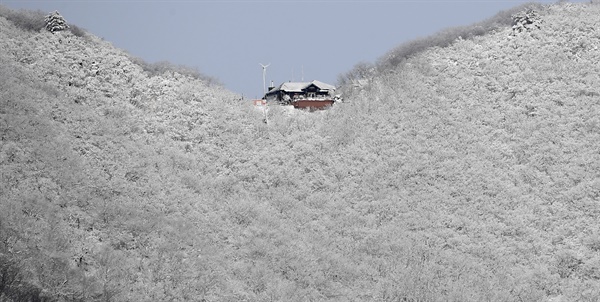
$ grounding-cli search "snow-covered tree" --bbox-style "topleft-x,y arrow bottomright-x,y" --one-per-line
44,10 -> 69,33
512,9 -> 542,33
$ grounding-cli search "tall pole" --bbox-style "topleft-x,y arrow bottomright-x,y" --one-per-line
260,63 -> 270,95
259,63 -> 270,125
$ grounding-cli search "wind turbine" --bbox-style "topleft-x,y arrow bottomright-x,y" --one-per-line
259,63 -> 270,95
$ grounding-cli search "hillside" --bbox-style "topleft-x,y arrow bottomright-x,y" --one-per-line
2,2 -> 600,302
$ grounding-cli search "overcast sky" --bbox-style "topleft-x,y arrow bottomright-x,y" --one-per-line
2,0 -> 583,99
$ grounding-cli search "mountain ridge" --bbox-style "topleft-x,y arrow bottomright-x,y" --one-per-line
2,2 -> 600,301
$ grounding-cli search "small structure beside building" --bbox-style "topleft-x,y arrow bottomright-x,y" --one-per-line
252,99 -> 266,107
264,80 -> 337,110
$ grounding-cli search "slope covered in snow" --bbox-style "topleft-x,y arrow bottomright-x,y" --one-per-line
2,2 -> 600,301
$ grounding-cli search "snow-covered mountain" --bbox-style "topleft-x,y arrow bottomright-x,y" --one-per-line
2,2 -> 600,301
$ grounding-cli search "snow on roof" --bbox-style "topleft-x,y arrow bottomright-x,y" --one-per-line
311,80 -> 336,91
279,82 -> 309,92
274,80 -> 336,93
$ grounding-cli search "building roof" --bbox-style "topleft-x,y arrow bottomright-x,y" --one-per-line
278,82 -> 309,92
310,80 -> 336,91
270,80 -> 336,93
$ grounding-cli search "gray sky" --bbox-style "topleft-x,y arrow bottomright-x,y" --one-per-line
2,0 -> 581,99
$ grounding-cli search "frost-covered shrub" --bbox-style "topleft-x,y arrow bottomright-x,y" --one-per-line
337,61 -> 374,86
130,56 -> 221,86
0,7 -> 46,32
44,11 -> 69,33
553,251 -> 582,278
69,24 -> 87,38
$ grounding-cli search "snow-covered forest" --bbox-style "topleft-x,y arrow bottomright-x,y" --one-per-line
1,2 -> 600,301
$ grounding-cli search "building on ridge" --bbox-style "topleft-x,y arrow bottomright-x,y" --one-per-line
264,80 -> 338,110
